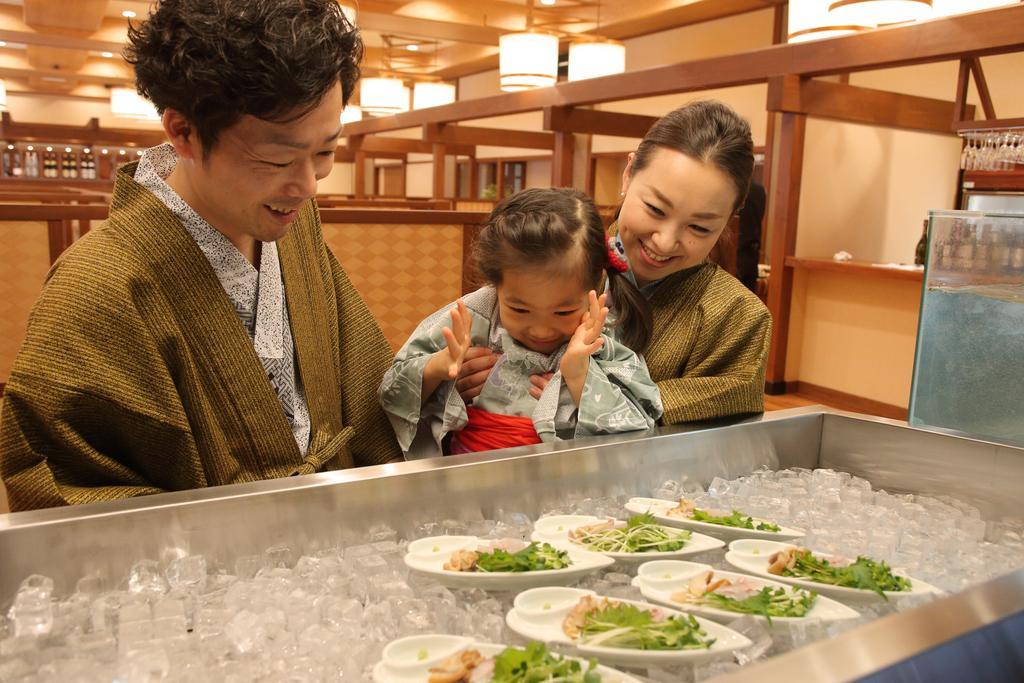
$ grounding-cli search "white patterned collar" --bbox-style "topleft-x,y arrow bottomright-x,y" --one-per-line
134,144 -> 285,359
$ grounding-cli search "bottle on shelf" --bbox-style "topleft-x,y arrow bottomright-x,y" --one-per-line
2,145 -> 11,177
914,218 -> 929,266
11,149 -> 22,177
24,147 -> 39,178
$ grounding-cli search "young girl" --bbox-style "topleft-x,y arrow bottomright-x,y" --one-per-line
379,188 -> 663,458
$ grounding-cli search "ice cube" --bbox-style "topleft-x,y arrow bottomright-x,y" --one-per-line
367,524 -> 398,543
128,559 -> 168,596
166,555 -> 207,592
8,581 -> 54,637
233,554 -> 262,580
225,610 -> 267,655
264,544 -> 295,569
654,479 -> 683,501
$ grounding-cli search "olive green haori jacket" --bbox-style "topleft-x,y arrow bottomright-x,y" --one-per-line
0,165 -> 400,511
643,261 -> 771,424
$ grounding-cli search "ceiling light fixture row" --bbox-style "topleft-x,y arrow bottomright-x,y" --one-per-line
788,0 -> 1018,43
499,0 -> 626,93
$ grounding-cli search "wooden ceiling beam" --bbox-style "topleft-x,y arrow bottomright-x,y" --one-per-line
358,11 -> 504,46
591,0 -> 783,41
422,123 -> 554,149
350,135 -> 475,156
767,75 -> 975,135
0,113 -> 165,147
0,65 -> 132,87
543,107 -> 657,137
343,5 -> 1024,137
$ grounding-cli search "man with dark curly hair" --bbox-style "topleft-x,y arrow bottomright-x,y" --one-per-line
0,0 -> 400,511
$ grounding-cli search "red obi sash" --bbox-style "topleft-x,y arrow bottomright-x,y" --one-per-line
448,406 -> 542,454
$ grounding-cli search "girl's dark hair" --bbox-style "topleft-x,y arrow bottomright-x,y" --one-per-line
126,0 -> 361,156
632,100 -> 754,213
475,188 -> 652,351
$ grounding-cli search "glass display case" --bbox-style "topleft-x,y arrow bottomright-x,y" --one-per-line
909,210 -> 1024,446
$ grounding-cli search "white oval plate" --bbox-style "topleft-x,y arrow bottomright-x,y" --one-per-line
505,586 -> 751,667
372,634 -> 642,683
625,497 -> 805,542
404,535 -> 615,591
631,559 -> 859,631
531,514 -> 725,564
724,539 -> 941,604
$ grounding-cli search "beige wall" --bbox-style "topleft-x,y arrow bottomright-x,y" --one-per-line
797,120 -> 961,264
785,268 -> 922,407
317,162 -> 354,195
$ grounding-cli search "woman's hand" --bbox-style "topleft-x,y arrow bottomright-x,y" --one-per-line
456,346 -> 500,402
422,300 -> 473,402
559,291 -> 609,405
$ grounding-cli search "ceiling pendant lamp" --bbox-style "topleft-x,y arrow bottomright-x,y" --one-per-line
788,0 -> 871,42
567,39 -> 625,81
932,0 -> 1018,17
359,77 -> 407,116
412,81 -> 456,110
499,31 -> 559,92
828,0 -> 934,27
110,87 -> 160,120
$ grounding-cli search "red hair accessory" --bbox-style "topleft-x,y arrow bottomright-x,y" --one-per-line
607,237 -> 629,273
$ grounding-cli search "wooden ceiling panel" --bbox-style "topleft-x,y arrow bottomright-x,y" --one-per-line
27,72 -> 79,92
26,45 -> 88,72
23,0 -> 110,34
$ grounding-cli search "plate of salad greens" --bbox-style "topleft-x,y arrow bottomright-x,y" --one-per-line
404,535 -> 614,590
631,559 -> 859,631
531,514 -> 724,563
724,539 -> 940,604
505,586 -> 751,666
624,497 -> 805,542
372,634 -> 642,683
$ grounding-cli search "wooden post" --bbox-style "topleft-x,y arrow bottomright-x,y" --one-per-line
969,58 -> 996,120
432,142 -> 446,199
552,131 -> 575,187
764,112 -> 807,394
953,59 -> 971,125
469,154 -> 478,201
353,150 -> 367,198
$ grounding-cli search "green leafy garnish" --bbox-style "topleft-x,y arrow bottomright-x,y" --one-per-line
690,508 -> 781,532
579,603 -> 715,651
492,642 -> 601,683
570,513 -> 691,553
783,550 -> 911,599
475,543 -> 572,573
697,586 -> 816,624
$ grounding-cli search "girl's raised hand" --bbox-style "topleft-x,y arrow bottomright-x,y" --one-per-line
440,299 -> 473,379
560,290 -> 608,386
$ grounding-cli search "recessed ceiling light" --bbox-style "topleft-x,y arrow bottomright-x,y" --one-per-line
45,146 -> 53,152
407,44 -> 419,51
0,41 -> 7,48
541,0 -> 556,5
26,145 -> 34,151
101,51 -> 114,58
119,149 -> 126,155
122,10 -> 137,18
6,144 -> 13,150
101,148 -> 109,155
65,147 -> 72,153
